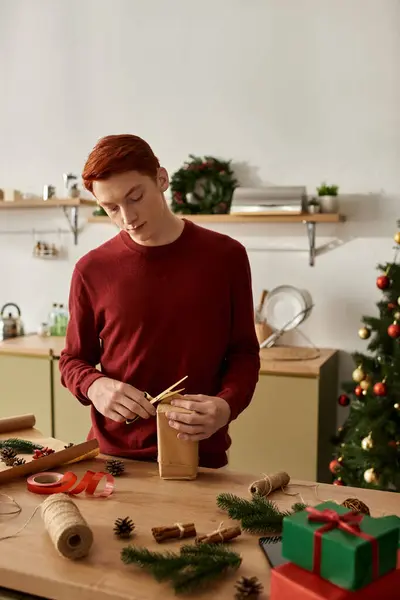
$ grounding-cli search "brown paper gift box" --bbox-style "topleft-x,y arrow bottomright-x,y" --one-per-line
156,395 -> 199,480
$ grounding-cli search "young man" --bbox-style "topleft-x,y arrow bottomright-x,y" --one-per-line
59,134 -> 260,468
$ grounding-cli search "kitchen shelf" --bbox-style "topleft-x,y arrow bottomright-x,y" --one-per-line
88,212 -> 346,266
0,198 -> 96,245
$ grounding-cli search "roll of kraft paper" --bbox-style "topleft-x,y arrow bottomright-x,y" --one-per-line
27,470 -> 115,497
0,414 -> 36,434
40,493 -> 93,559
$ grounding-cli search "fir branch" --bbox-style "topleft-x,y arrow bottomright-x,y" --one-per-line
121,543 -> 242,594
216,493 -> 306,534
0,439 -> 43,453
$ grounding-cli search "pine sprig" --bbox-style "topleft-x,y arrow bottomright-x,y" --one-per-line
121,543 -> 241,594
0,439 -> 43,453
216,493 -> 306,534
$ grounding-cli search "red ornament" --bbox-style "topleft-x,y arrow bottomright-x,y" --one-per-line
333,478 -> 345,486
376,275 -> 390,290
32,446 -> 55,460
388,440 -> 397,448
329,459 -> 340,474
338,394 -> 350,407
388,323 -> 400,338
388,302 -> 396,311
355,385 -> 363,397
373,381 -> 387,397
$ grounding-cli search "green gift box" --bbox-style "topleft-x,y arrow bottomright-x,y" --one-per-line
282,501 -> 400,591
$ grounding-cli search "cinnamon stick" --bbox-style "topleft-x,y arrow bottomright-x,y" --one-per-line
196,525 -> 241,544
152,522 -> 196,543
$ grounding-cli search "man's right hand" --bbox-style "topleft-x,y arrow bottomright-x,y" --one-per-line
87,377 -> 156,423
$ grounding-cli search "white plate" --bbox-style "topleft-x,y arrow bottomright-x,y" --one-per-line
264,286 -> 309,331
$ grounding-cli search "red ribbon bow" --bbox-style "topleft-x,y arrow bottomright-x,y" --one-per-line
306,507 -> 379,580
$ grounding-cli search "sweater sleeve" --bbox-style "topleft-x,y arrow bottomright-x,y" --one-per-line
216,243 -> 260,421
59,266 -> 105,405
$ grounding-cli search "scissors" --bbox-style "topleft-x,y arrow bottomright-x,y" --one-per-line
125,375 -> 188,425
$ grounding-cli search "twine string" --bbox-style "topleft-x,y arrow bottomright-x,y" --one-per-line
175,522 -> 185,538
0,492 -> 22,516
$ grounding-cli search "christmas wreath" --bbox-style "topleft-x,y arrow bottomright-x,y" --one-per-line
170,154 -> 237,215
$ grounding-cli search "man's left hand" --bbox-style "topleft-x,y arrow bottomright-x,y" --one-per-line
165,395 -> 231,441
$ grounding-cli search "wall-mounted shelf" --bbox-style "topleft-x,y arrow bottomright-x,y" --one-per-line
88,212 -> 346,266
0,198 -> 96,244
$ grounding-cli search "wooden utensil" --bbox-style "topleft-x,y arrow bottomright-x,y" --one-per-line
255,289 -> 268,323
125,376 -> 188,425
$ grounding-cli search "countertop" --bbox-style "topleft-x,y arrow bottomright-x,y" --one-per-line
0,426 -> 399,600
0,335 -> 337,377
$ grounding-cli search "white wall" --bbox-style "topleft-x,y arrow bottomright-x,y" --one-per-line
1,0 -> 400,391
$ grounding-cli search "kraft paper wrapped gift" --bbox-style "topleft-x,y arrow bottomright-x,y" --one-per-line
282,501 -> 400,591
156,395 -> 198,480
270,551 -> 400,600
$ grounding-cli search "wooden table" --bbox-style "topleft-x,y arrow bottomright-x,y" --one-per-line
0,429 -> 399,600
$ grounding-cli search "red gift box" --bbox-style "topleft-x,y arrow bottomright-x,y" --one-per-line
270,551 -> 400,600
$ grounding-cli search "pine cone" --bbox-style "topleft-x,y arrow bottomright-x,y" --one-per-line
0,446 -> 17,464
13,457 -> 26,466
106,458 -> 125,477
114,517 -> 135,539
234,576 -> 263,599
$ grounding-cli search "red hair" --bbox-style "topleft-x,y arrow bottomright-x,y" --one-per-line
82,134 -> 160,193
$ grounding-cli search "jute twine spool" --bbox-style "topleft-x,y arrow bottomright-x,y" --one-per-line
40,493 -> 93,560
249,471 -> 290,496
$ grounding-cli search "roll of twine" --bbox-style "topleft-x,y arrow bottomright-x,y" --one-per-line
249,471 -> 291,496
40,493 -> 93,560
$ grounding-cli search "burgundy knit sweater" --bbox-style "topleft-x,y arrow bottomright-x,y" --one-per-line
59,219 -> 260,468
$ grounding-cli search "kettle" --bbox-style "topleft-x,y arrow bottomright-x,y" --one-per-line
0,303 -> 24,341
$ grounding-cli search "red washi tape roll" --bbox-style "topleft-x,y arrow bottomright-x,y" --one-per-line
27,470 -> 114,497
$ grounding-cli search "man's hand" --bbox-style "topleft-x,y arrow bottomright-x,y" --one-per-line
87,377 -> 156,423
165,395 -> 231,441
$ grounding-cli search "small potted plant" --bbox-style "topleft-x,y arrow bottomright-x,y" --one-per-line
307,197 -> 321,214
316,182 -> 339,213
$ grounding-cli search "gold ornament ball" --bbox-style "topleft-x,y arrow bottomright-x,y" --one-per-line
352,367 -> 365,383
398,297 -> 400,306
394,232 -> 400,244
363,468 -> 377,484
338,456 -> 343,463
361,435 -> 373,450
394,403 -> 400,410
360,379 -> 370,390
358,327 -> 370,340
395,312 -> 400,321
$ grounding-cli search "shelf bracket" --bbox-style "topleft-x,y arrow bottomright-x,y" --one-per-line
62,205 -> 79,245
305,220 -> 316,267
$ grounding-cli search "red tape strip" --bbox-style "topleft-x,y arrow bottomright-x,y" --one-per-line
26,470 -> 114,497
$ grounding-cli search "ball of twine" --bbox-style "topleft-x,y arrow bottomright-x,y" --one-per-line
40,493 -> 93,559
341,498 -> 370,516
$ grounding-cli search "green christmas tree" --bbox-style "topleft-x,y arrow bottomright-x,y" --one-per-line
331,224 -> 400,492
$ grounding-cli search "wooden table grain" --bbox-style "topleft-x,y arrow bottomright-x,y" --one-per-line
0,430 -> 399,600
